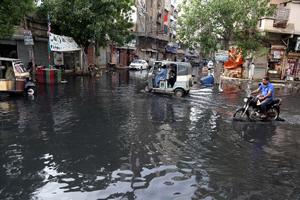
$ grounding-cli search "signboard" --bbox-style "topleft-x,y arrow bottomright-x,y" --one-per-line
215,51 -> 229,62
49,33 -> 80,52
295,37 -> 300,51
24,30 -> 34,45
273,50 -> 282,59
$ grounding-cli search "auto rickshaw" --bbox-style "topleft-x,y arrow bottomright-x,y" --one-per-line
0,57 -> 36,96
145,61 -> 193,97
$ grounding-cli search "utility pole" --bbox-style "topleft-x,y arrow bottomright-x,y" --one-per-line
24,17 -> 35,72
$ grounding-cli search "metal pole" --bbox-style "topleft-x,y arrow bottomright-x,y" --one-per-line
47,14 -> 51,68
24,17 -> 35,71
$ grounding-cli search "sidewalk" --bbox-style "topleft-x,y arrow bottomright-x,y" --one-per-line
219,75 -> 300,90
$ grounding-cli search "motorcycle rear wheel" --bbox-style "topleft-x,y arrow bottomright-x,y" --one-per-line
268,107 -> 280,120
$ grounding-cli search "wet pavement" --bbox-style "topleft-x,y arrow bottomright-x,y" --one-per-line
0,69 -> 300,200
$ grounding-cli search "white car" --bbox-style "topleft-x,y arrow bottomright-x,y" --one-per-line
207,60 -> 214,69
129,59 -> 149,70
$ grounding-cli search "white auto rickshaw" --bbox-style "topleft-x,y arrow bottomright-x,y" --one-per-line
0,57 -> 36,96
145,61 -> 193,97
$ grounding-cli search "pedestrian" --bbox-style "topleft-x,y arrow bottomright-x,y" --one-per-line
248,62 -> 255,80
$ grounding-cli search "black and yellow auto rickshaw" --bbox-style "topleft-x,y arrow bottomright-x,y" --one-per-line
0,57 -> 35,96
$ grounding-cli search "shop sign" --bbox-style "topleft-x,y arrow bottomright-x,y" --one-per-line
215,51 -> 229,62
295,37 -> 300,51
273,50 -> 282,59
24,30 -> 34,45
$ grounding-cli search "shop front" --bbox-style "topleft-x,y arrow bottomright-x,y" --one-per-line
267,45 -> 286,80
284,52 -> 300,81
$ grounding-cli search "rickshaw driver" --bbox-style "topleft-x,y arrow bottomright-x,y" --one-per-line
168,64 -> 176,87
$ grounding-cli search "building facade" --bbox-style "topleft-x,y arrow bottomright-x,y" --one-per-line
258,0 -> 300,81
84,0 -> 181,68
0,16 -> 49,67
134,0 -> 178,62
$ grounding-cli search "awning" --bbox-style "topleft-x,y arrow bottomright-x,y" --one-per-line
49,33 -> 81,52
118,46 -> 136,50
165,46 -> 177,54
287,52 -> 300,58
271,45 -> 286,50
141,48 -> 158,53
177,49 -> 185,54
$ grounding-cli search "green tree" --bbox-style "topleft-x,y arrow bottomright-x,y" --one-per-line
39,0 -> 134,47
178,0 -> 274,55
0,0 -> 35,38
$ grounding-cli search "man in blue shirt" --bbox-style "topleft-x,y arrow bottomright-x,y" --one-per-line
251,76 -> 275,117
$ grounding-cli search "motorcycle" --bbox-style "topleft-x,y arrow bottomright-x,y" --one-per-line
233,96 -> 281,121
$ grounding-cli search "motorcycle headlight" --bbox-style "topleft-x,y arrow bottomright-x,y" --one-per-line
243,98 -> 248,103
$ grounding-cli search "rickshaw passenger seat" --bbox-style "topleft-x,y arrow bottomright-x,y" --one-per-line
5,67 -> 15,80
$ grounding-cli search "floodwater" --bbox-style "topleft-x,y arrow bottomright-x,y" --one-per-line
0,70 -> 300,200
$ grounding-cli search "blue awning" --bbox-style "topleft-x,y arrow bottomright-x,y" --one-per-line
165,45 -> 177,54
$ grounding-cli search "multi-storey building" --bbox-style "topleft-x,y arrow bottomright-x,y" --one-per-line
258,0 -> 300,80
96,0 -> 180,68
134,0 -> 178,61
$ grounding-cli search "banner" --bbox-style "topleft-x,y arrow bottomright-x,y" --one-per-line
49,33 -> 80,52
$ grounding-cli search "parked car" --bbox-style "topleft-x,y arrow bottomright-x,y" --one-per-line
129,59 -> 149,70
148,58 -> 155,68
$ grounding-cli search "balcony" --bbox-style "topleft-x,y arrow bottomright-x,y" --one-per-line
258,17 -> 295,34
258,7 -> 295,34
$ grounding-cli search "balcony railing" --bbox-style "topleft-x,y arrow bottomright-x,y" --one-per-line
273,7 -> 290,28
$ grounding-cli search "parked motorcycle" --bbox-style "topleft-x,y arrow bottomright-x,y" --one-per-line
233,96 -> 281,121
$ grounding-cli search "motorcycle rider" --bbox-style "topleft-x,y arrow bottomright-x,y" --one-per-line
251,76 -> 275,118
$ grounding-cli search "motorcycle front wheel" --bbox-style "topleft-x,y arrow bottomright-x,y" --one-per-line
233,108 -> 249,121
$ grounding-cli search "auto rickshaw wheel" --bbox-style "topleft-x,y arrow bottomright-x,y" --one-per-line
145,85 -> 150,92
26,87 -> 35,96
174,89 -> 184,97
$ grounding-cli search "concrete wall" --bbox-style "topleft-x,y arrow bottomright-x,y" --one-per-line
97,47 -> 108,66
286,2 -> 300,34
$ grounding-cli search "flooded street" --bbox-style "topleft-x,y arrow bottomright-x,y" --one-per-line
1,70 -> 300,200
